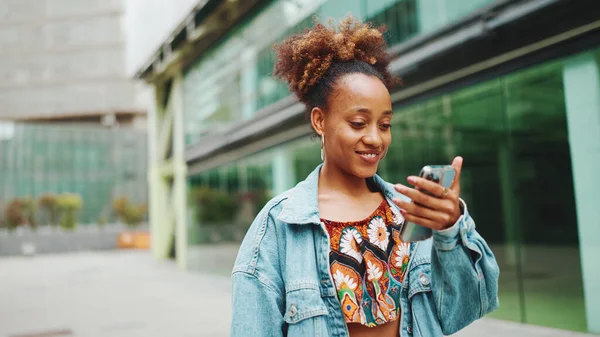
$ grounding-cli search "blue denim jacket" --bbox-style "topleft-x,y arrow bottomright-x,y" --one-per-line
231,165 -> 499,337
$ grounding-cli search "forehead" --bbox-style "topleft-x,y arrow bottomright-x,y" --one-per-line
329,73 -> 392,111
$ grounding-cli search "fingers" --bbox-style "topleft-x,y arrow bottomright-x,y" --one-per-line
406,176 -> 447,198
395,183 -> 445,208
394,181 -> 462,229
394,199 -> 455,229
393,159 -> 464,230
451,156 -> 463,194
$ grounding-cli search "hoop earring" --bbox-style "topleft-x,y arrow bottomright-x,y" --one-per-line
320,135 -> 325,161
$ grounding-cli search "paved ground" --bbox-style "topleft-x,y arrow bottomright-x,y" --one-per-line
0,251 -> 230,337
0,251 -> 595,337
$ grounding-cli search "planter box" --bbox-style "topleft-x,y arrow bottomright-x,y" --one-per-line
0,223 -> 148,256
117,231 -> 150,249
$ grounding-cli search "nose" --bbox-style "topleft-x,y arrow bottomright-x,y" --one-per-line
362,126 -> 383,149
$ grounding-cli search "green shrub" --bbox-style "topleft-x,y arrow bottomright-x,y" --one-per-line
39,193 -> 59,227
97,214 -> 107,229
21,196 -> 37,231
57,194 -> 83,231
112,197 -> 147,228
191,187 -> 239,225
3,199 -> 26,231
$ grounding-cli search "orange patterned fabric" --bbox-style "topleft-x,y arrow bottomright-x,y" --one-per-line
322,199 -> 410,327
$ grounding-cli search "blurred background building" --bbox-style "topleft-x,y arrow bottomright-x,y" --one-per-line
0,0 -> 147,241
0,0 -> 145,125
111,0 -> 600,334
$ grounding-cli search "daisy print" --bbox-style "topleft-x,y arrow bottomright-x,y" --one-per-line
333,269 -> 358,290
394,243 -> 410,271
339,227 -> 363,262
368,216 -> 390,251
366,260 -> 383,281
392,208 -> 404,226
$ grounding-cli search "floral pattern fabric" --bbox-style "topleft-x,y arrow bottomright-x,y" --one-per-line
322,199 -> 410,327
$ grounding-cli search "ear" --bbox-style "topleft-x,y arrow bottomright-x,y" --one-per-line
310,107 -> 326,136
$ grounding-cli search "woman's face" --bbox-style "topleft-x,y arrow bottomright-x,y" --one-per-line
312,73 -> 393,179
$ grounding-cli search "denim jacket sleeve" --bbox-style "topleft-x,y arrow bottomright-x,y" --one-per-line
429,199 -> 500,335
230,204 -> 285,337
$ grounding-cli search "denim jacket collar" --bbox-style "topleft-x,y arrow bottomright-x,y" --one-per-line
277,164 -> 398,225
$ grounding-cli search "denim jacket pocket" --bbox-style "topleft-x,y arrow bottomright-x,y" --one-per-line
283,286 -> 329,337
408,261 -> 432,299
407,262 -> 439,337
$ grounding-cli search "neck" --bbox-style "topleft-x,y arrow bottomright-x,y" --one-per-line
318,161 -> 373,199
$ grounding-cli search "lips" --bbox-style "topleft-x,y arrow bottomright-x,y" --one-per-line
358,153 -> 378,158
356,151 -> 381,163
356,151 -> 380,156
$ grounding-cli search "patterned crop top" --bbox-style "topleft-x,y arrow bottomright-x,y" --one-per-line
321,199 -> 411,328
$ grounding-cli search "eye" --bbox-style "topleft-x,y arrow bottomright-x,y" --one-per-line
350,121 -> 366,128
380,123 -> 392,130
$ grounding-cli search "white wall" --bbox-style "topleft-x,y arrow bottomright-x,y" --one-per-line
0,0 -> 139,119
123,0 -> 200,77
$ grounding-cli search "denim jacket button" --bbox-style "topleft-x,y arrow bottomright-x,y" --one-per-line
420,274 -> 430,286
289,304 -> 297,317
407,325 -> 412,334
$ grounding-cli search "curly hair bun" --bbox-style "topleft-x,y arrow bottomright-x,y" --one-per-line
273,16 -> 396,104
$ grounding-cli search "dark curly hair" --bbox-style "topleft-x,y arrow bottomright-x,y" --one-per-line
273,16 -> 399,118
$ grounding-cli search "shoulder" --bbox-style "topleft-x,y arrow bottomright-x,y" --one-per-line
260,188 -> 295,222
232,188 -> 294,273
245,188 -> 295,238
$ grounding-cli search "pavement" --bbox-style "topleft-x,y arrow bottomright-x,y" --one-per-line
0,250 -> 596,337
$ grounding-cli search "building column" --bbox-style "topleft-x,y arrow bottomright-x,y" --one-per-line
563,53 -> 600,334
272,148 -> 295,195
147,83 -> 171,259
147,73 -> 188,270
241,48 -> 257,120
171,74 -> 189,270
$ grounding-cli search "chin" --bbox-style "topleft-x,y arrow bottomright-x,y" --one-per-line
350,164 -> 379,179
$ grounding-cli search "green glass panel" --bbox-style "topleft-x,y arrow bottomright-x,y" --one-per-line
503,58 -> 585,332
416,0 -> 494,34
293,139 -> 321,183
318,0 -> 363,21
367,0 -> 419,46
0,124 -> 147,225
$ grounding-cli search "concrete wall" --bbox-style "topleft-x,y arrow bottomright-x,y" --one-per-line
123,0 -> 200,77
0,0 -> 139,119
0,224 -> 148,256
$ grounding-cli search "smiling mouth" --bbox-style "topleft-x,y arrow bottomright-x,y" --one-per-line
356,151 -> 380,159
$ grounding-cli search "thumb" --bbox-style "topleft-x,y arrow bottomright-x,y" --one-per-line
451,156 -> 463,193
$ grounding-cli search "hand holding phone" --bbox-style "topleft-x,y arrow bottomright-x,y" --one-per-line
393,157 -> 463,242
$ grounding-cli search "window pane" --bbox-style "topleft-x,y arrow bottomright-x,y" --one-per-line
505,61 -> 586,331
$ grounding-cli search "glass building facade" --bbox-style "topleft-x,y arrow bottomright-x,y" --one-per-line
0,123 -> 148,224
182,0 -> 495,144
169,0 -> 600,333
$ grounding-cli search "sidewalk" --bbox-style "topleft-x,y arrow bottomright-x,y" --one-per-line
0,251 -> 594,337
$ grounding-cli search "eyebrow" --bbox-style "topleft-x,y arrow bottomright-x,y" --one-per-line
356,108 -> 393,116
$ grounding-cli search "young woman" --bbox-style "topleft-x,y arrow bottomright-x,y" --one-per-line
230,17 -> 499,337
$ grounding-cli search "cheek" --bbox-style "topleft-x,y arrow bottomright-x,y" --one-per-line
383,132 -> 392,147
333,128 -> 360,147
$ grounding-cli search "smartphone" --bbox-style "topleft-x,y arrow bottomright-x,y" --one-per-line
399,165 -> 456,242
